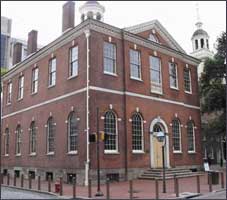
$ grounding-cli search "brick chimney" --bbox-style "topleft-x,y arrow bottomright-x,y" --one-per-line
12,42 -> 22,65
27,30 -> 38,55
62,1 -> 75,33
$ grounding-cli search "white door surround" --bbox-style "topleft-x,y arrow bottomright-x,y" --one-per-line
149,117 -> 170,168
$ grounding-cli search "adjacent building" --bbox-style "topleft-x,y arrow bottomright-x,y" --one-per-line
1,1 -> 202,185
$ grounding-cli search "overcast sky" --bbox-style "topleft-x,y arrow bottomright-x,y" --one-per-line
1,1 -> 226,54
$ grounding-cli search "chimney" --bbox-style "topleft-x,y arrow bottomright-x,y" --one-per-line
27,30 -> 38,55
62,1 -> 75,33
13,42 -> 22,65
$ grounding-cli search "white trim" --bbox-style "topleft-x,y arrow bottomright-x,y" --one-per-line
67,75 -> 78,80
104,150 -> 119,154
132,150 -> 145,154
67,151 -> 78,155
46,152 -> 55,155
104,71 -> 118,77
130,77 -> 143,82
184,68 -> 192,94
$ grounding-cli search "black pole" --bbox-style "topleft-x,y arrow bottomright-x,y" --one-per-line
95,107 -> 103,196
162,139 -> 166,193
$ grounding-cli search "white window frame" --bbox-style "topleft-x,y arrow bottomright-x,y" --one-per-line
7,82 -> 12,104
31,67 -> 39,94
67,112 -> 78,154
169,62 -> 179,90
104,111 -> 119,154
15,126 -> 22,155
46,117 -> 55,154
187,122 -> 196,154
18,75 -> 24,100
48,58 -> 56,87
150,56 -> 163,94
69,46 -> 78,79
4,129 -> 10,156
130,49 -> 142,81
184,68 -> 192,94
29,122 -> 37,154
103,42 -> 117,76
172,119 -> 182,153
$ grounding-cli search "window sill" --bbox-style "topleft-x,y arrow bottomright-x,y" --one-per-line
150,90 -> 163,95
173,151 -> 182,154
4,154 -> 9,157
6,103 -> 12,106
130,77 -> 143,82
170,86 -> 179,91
17,98 -> 23,102
47,152 -> 55,155
67,75 -> 78,80
29,153 -> 37,156
188,151 -> 196,154
67,151 -> 78,155
15,153 -> 21,157
184,91 -> 192,95
48,84 -> 55,89
31,92 -> 38,96
104,72 -> 118,77
104,150 -> 119,154
132,150 -> 145,154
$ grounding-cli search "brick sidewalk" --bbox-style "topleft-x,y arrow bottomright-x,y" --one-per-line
2,171 -> 226,199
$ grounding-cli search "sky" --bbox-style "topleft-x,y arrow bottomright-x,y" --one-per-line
1,1 -> 226,54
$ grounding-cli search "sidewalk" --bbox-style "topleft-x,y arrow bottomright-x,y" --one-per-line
2,171 -> 226,199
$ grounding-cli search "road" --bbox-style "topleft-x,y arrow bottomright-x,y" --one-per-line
193,190 -> 226,199
1,186 -> 60,199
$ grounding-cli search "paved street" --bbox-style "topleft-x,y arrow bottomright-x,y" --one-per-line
193,190 -> 226,199
1,186 -> 60,199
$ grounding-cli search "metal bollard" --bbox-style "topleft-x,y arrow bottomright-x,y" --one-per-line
1,173 -> 3,184
7,173 -> 10,185
28,174 -> 32,189
21,174 -> 24,188
48,175 -> 51,192
38,176 -> 41,190
208,173 -> 212,192
88,179 -> 92,198
175,176 -> 179,197
73,177 -> 76,199
196,175 -> 200,193
13,173 -> 16,186
129,180 -> 133,200
221,172 -> 224,189
106,179 -> 110,200
59,177 -> 63,196
174,174 -> 177,194
155,179 -> 159,199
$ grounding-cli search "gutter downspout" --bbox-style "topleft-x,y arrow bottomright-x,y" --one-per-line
84,29 -> 90,186
121,30 -> 128,180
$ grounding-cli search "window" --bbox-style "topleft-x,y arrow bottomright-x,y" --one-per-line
187,121 -> 195,152
31,67 -> 39,94
150,56 -> 162,94
29,121 -> 36,154
7,82 -> 12,104
201,38 -> 204,48
69,46 -> 78,77
130,49 -> 141,80
103,42 -> 116,75
15,125 -> 22,155
104,111 -> 118,152
169,63 -> 178,89
148,34 -> 159,43
4,128 -> 9,155
68,112 -> 78,152
18,75 -> 24,100
48,58 -> 56,86
132,113 -> 144,152
184,68 -> 192,93
206,39 -> 209,49
172,119 -> 181,152
47,117 -> 55,153
195,39 -> 198,50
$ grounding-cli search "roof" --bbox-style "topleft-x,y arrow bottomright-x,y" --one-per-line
84,1 -> 100,6
192,29 -> 209,38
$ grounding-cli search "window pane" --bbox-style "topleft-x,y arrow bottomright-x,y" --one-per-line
132,114 -> 143,151
103,42 -> 116,74
187,122 -> 195,151
184,68 -> 191,92
68,112 -> 78,152
130,50 -> 141,79
172,120 -> 180,151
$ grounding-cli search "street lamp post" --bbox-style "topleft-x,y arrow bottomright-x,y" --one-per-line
95,107 -> 103,197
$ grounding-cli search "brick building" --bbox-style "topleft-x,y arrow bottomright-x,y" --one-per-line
1,1 -> 202,185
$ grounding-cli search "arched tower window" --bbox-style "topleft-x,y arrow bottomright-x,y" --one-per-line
201,38 -> 204,48
195,39 -> 198,50
131,113 -> 144,152
96,12 -> 101,21
81,14 -> 85,22
206,39 -> 209,49
87,11 -> 94,19
104,110 -> 118,152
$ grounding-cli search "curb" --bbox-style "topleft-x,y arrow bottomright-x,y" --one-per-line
1,184 -> 71,199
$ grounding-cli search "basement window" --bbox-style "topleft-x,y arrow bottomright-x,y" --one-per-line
46,172 -> 53,181
3,169 -> 8,176
28,171 -> 35,179
67,173 -> 76,184
106,173 -> 119,182
14,170 -> 20,178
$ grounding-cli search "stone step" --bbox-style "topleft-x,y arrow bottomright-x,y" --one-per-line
143,171 -> 193,177
144,170 -> 192,175
147,168 -> 193,172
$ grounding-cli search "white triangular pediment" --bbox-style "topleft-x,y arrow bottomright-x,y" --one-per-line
124,19 -> 186,53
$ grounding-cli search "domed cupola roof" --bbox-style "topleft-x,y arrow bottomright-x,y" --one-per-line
192,29 -> 209,38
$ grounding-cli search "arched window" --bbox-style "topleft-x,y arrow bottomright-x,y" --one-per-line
68,112 -> 78,152
81,14 -> 85,22
16,125 -> 22,155
132,113 -> 144,152
87,11 -> 93,19
148,33 -> 159,43
187,121 -> 195,152
29,121 -> 36,154
104,110 -> 118,152
96,12 -> 101,21
4,128 -> 9,155
172,119 -> 181,152
47,117 -> 55,153
206,39 -> 209,49
195,39 -> 198,50
201,38 -> 204,48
